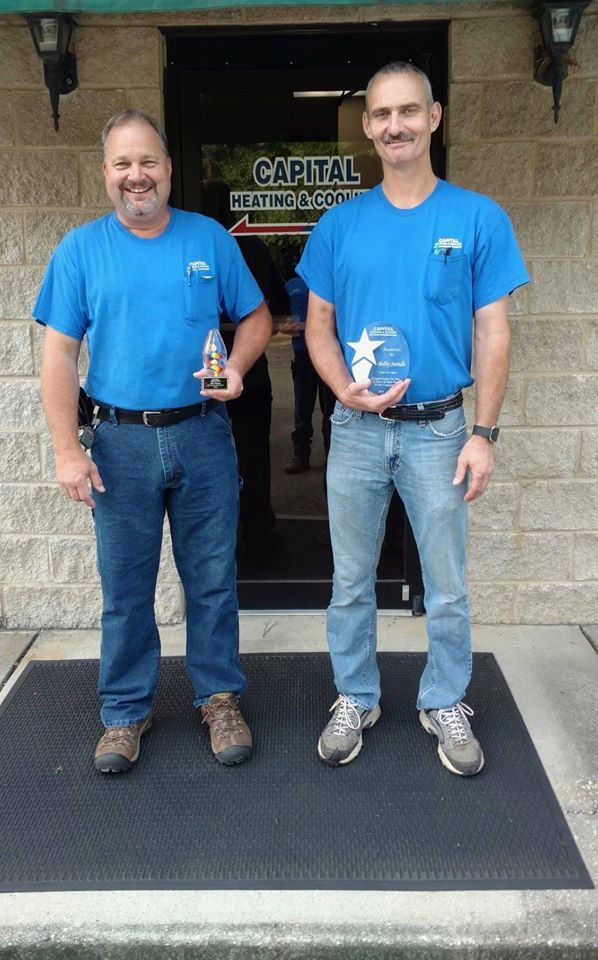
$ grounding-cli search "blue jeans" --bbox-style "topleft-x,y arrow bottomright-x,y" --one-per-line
91,404 -> 245,727
326,401 -> 471,711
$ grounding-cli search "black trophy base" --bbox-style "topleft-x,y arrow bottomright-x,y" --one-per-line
203,376 -> 228,390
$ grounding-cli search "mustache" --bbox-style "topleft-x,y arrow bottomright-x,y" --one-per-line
383,133 -> 415,144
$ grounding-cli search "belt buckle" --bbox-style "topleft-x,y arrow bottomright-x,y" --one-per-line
142,409 -> 161,426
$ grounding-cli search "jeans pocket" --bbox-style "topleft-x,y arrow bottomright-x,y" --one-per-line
424,254 -> 467,305
330,400 -> 359,426
425,405 -> 467,439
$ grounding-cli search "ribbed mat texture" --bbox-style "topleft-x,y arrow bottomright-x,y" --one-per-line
0,653 -> 591,891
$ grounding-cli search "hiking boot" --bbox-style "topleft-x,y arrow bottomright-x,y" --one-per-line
419,701 -> 484,777
284,457 -> 310,475
94,714 -> 152,773
317,695 -> 381,766
201,693 -> 252,765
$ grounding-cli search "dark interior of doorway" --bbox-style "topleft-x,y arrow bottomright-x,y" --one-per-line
164,25 -> 448,610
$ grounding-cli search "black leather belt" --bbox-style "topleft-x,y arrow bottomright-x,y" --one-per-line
92,399 -> 215,427
379,391 -> 463,423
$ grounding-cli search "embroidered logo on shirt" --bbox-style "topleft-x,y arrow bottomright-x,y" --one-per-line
433,238 -> 463,256
186,260 -> 213,283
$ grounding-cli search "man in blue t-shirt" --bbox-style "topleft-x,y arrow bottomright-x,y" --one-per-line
298,62 -> 529,775
34,110 -> 271,774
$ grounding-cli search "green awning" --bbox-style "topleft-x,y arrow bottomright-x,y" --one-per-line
0,0 -> 467,12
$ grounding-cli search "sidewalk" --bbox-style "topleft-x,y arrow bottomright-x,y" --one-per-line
0,618 -> 597,959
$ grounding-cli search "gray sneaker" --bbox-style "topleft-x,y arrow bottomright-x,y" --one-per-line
317,695 -> 381,766
419,701 -> 484,776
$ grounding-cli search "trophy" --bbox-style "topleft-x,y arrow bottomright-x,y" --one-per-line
202,328 -> 228,390
348,323 -> 410,394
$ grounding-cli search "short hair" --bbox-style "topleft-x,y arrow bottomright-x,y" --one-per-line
100,110 -> 170,159
365,62 -> 434,112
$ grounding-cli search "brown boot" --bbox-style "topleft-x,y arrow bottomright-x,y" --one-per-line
201,693 -> 252,765
94,714 -> 152,773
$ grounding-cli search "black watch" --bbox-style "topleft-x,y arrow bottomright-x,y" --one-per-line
472,424 -> 500,443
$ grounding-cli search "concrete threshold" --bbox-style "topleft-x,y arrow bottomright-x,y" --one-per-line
0,619 -> 596,960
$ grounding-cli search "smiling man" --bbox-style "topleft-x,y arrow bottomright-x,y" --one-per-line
298,62 -> 529,774
34,110 -> 271,773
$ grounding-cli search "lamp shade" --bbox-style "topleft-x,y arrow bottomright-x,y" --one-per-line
26,14 -> 75,62
535,1 -> 589,57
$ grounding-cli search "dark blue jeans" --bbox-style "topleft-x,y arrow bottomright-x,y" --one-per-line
91,404 -> 245,727
290,350 -> 334,461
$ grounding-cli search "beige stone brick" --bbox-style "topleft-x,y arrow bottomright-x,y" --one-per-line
0,484 -> 93,535
49,537 -> 98,583
24,212 -> 99,265
529,261 -> 598,314
13,89 -> 128,149
468,582 -> 516,625
587,321 -> 598,368
127,88 -> 163,121
0,96 -> 13,147
0,266 -> 44,320
592,203 -> 598,256
510,319 -> 585,373
503,202 -> 590,258
0,151 -> 79,206
446,83 -> 481,145
520,480 -> 598,530
0,380 -> 43,428
0,535 -> 50,582
515,582 -> 598,624
0,214 -> 23,264
468,482 -> 519,531
0,323 -> 33,375
483,81 -> 595,139
464,375 -> 525,427
526,375 -> 598,425
155,583 -> 185,623
0,433 -> 41,482
77,27 -> 159,88
3,586 -> 102,629
469,531 -> 571,581
573,14 -> 598,78
79,152 -> 111,208
580,428 -> 598,476
451,17 -> 533,81
573,533 -> 598,580
508,285 -> 528,317
0,27 -> 42,88
493,428 -> 579,481
535,143 -> 598,198
449,144 -> 532,199
159,535 -> 180,582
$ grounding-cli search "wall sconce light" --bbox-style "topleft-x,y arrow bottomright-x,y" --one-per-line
24,13 -> 78,132
533,1 -> 589,123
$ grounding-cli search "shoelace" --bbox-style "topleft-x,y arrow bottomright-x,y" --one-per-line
436,701 -> 474,744
330,695 -> 362,736
202,699 -> 244,735
101,726 -> 137,750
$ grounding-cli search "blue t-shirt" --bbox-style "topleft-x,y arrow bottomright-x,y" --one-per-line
33,207 -> 263,409
285,275 -> 309,354
297,180 -> 529,403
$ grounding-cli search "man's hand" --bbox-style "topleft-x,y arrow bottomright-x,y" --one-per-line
193,364 -> 244,402
55,448 -> 105,508
453,435 -> 495,503
339,378 -> 411,413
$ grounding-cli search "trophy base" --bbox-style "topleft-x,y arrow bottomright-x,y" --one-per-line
203,376 -> 228,390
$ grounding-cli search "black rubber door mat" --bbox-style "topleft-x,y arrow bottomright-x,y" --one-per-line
0,653 -> 591,892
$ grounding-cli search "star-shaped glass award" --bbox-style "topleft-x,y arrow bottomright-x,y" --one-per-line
348,324 -> 410,394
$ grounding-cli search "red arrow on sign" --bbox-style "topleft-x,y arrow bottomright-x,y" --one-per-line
229,215 -> 315,237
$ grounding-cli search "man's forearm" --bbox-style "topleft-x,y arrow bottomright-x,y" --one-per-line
473,301 -> 511,425
40,343 -> 81,455
305,322 -> 351,399
228,303 -> 272,377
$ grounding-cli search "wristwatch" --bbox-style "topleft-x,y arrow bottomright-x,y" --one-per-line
472,424 -> 500,443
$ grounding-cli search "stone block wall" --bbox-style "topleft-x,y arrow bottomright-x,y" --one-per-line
0,2 -> 596,627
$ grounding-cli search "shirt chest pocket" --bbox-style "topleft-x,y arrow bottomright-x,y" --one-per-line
424,254 -> 467,306
184,273 -> 219,324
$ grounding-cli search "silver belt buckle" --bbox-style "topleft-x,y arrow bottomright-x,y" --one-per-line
142,409 -> 161,426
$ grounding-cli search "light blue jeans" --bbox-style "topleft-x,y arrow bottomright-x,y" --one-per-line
91,403 -> 245,727
326,401 -> 471,711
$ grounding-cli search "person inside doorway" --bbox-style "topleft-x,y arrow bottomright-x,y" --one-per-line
298,62 -> 529,775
